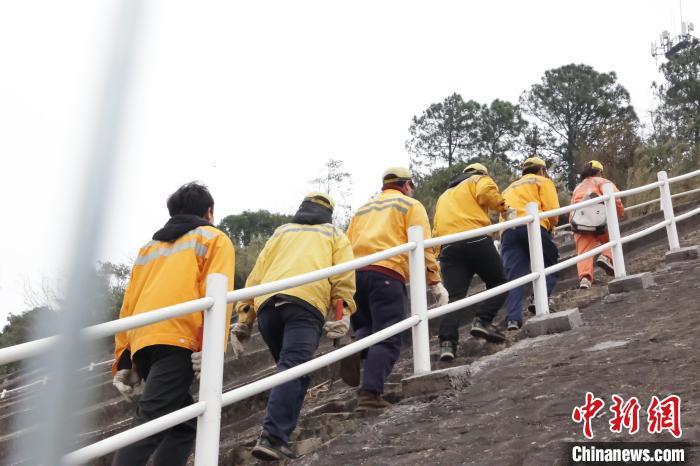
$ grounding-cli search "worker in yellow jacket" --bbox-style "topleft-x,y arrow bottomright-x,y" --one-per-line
344,167 -> 446,411
111,182 -> 235,466
501,157 -> 560,330
433,163 -> 509,361
233,192 -> 356,461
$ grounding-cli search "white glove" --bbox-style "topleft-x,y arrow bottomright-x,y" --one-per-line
229,328 -> 245,360
429,283 -> 449,307
191,351 -> 202,380
113,369 -> 140,401
323,316 -> 350,339
232,322 -> 252,342
505,208 -> 518,221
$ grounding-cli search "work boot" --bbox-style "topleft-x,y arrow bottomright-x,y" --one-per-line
356,389 -> 391,412
251,431 -> 300,461
579,276 -> 592,289
596,255 -> 615,276
470,318 -> 505,343
439,341 -> 456,362
506,320 -> 522,331
528,297 -> 557,315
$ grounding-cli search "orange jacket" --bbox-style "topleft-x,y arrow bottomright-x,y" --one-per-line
346,189 -> 441,284
113,225 -> 235,375
570,176 -> 624,219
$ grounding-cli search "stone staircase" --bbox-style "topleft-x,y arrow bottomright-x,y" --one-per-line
0,199 -> 698,465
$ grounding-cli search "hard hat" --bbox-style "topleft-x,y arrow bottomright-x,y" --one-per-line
522,156 -> 547,169
304,191 -> 335,210
588,160 -> 604,171
463,163 -> 489,175
382,166 -> 415,187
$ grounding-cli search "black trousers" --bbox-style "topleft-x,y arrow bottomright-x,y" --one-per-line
351,270 -> 407,394
112,345 -> 196,466
438,236 -> 507,344
258,302 -> 323,444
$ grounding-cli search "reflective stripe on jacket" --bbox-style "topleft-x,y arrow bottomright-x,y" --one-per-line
346,189 -> 441,284
113,226 -> 235,375
235,222 -> 356,325
433,174 -> 507,238
502,174 -> 560,231
570,176 -> 624,220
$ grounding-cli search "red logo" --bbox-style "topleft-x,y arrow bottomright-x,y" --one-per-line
572,392 -> 606,439
647,395 -> 682,438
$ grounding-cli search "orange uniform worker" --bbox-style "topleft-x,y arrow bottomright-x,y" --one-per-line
111,182 -> 234,466
570,160 -> 624,288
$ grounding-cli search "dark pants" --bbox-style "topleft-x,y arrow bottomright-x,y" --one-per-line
351,270 -> 407,394
112,345 -> 195,466
501,226 -> 559,324
438,236 -> 507,344
257,302 -> 323,445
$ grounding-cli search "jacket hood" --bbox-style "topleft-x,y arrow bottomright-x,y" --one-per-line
448,172 -> 473,189
292,201 -> 333,225
152,214 -> 211,242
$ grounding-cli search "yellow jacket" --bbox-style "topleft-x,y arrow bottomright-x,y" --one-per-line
236,223 -> 356,325
433,174 -> 507,238
502,174 -> 560,231
113,226 -> 235,375
346,189 -> 441,284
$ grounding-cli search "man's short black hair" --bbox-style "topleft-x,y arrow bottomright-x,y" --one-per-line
167,182 -> 214,217
579,165 -> 602,180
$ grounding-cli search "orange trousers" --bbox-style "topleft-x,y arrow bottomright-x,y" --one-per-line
574,232 -> 612,283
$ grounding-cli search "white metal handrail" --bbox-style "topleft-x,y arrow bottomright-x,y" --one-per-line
0,168 -> 698,465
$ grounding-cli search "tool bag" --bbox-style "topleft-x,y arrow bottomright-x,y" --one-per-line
570,192 -> 607,235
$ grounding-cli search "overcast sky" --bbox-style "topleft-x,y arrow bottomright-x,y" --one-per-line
0,0 -> 697,326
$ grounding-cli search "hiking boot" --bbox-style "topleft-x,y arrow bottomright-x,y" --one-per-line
506,320 -> 522,331
356,389 -> 391,411
528,297 -> 557,315
439,341 -> 455,362
339,351 -> 361,387
470,318 -> 506,343
579,276 -> 592,289
252,431 -> 299,461
596,255 -> 615,276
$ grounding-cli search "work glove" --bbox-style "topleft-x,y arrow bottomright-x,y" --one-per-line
324,316 -> 350,339
191,351 -> 202,380
505,208 -> 518,221
229,327 -> 245,360
231,322 -> 252,342
113,369 -> 140,401
428,283 -> 449,308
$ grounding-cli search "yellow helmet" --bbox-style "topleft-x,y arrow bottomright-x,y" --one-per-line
522,156 -> 547,169
463,163 -> 489,175
588,160 -> 604,171
304,191 -> 335,210
382,166 -> 415,187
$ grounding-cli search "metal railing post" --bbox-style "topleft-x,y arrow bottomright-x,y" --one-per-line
194,273 -> 228,465
525,202 -> 550,316
602,183 -> 627,278
657,171 -> 681,250
407,226 -> 431,375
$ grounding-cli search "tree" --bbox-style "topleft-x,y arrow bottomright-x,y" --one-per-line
655,40 -> 700,146
218,210 -> 292,248
476,99 -> 528,165
406,93 -> 481,172
520,64 -> 638,190
310,158 -> 353,227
